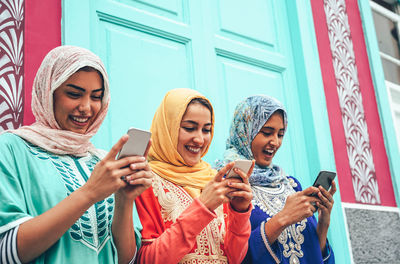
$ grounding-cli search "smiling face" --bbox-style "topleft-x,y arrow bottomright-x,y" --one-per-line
53,70 -> 104,134
177,102 -> 212,166
251,111 -> 285,168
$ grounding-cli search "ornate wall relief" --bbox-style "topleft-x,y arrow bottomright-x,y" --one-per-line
0,0 -> 24,131
323,0 -> 380,204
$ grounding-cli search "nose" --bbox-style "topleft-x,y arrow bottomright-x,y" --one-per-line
193,131 -> 204,145
270,133 -> 279,147
78,97 -> 91,113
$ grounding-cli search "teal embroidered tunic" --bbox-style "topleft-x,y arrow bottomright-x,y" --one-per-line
0,133 -> 142,263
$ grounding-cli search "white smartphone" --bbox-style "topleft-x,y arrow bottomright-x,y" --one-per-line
226,159 -> 253,179
117,127 -> 151,159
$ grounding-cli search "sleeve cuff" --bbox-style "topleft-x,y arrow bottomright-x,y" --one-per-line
322,239 -> 332,262
128,247 -> 137,264
0,225 -> 22,264
260,220 -> 281,263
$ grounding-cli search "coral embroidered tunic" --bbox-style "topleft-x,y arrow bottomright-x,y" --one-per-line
136,174 -> 251,264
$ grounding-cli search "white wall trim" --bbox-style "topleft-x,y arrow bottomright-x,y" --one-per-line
342,202 -> 400,213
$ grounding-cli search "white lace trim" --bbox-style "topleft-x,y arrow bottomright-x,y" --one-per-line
252,178 -> 306,264
152,174 -> 228,263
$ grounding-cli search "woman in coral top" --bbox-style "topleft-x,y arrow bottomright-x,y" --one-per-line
135,88 -> 253,263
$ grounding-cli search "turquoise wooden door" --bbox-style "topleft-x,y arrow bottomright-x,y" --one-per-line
63,0 -> 303,172
63,0 -> 350,261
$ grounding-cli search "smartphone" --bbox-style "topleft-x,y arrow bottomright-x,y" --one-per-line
226,159 -> 253,179
313,170 -> 336,190
117,127 -> 151,159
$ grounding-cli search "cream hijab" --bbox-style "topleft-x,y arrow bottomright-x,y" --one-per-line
9,46 -> 110,157
148,88 -> 216,197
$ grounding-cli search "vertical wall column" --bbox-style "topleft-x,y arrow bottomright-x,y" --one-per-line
311,0 -> 400,262
0,0 -> 24,131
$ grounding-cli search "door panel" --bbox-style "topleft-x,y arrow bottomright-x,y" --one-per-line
65,0 -> 306,177
217,0 -> 278,51
63,0 -> 351,261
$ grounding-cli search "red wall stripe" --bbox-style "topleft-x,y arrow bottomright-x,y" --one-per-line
311,0 -> 395,206
345,0 -> 395,206
311,0 -> 356,203
24,0 -> 61,125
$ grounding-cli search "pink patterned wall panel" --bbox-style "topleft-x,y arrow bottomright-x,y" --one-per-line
323,0 -> 381,204
0,0 -> 24,131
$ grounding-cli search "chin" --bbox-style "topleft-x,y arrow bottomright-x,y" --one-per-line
185,158 -> 200,166
256,160 -> 271,168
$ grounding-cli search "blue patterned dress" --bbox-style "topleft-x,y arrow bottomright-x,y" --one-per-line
0,133 -> 142,263
242,176 -> 334,264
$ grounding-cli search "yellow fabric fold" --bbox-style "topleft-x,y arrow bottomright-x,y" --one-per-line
148,88 -> 216,197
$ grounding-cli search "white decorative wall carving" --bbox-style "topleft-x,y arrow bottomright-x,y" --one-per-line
324,0 -> 380,204
0,0 -> 24,131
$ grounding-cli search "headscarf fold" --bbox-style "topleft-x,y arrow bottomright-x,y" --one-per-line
148,88 -> 216,197
216,95 -> 288,187
8,46 -> 110,157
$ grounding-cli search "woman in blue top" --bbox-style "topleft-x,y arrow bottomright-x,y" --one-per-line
217,95 -> 335,263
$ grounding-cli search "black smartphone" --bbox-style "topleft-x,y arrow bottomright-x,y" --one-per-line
313,170 -> 336,190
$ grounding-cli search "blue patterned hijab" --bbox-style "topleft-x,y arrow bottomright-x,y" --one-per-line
216,95 -> 288,187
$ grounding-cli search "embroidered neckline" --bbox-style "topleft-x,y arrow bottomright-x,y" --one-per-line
252,177 -> 306,264
25,142 -> 113,253
152,174 -> 228,263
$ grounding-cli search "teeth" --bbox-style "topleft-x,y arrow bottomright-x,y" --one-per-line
187,146 -> 201,153
264,149 -> 274,154
71,116 -> 89,123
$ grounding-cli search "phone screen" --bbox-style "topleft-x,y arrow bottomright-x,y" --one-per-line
117,127 -> 151,159
313,171 -> 336,190
226,159 -> 252,179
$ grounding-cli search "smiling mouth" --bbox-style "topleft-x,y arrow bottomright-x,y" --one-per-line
186,146 -> 201,154
70,116 -> 90,125
262,149 -> 275,157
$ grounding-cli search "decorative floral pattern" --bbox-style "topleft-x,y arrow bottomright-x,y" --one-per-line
0,0 -> 24,131
26,141 -> 114,252
151,174 -> 228,263
323,0 -> 380,204
252,178 -> 306,264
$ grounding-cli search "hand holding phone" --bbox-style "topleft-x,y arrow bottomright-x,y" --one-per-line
117,127 -> 151,159
226,159 -> 253,179
312,170 -> 336,191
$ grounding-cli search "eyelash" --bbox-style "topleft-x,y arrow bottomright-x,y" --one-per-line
66,92 -> 102,100
261,132 -> 284,137
91,94 -> 103,100
183,127 -> 211,133
67,92 -> 81,98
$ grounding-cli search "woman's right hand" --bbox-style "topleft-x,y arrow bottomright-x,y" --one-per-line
277,186 -> 321,226
81,135 -> 144,203
199,162 -> 235,211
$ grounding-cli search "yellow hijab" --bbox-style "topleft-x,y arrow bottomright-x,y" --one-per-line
149,88 -> 216,197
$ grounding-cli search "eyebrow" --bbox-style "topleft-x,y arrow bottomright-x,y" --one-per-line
66,84 -> 103,93
261,126 -> 285,131
181,120 -> 212,126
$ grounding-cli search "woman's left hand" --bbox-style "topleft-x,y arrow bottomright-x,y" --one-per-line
227,160 -> 255,212
115,140 -> 153,202
315,180 -> 336,252
316,180 -> 336,228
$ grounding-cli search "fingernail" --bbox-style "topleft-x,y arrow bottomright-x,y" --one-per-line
131,164 -> 136,170
139,157 -> 146,161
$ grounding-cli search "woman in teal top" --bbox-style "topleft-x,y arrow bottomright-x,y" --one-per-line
0,46 -> 153,263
